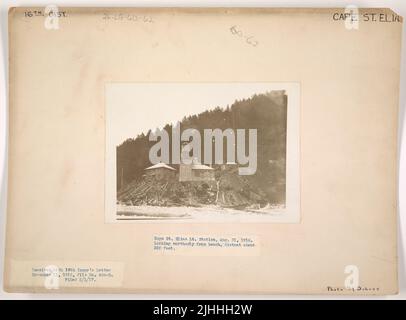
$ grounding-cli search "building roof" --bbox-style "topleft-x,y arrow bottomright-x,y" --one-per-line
145,163 -> 176,171
186,157 -> 214,170
191,163 -> 214,170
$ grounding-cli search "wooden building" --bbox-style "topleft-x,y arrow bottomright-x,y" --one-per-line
144,162 -> 176,180
179,160 -> 215,182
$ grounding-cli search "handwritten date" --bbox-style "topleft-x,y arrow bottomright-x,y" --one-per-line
102,13 -> 154,23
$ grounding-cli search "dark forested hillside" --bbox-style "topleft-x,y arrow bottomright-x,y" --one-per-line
117,90 -> 287,205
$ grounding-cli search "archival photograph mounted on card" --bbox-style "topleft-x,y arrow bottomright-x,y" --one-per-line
4,7 -> 402,294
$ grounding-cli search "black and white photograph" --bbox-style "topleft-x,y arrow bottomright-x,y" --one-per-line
105,83 -> 300,222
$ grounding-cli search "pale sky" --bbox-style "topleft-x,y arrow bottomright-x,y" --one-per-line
106,83 -> 285,146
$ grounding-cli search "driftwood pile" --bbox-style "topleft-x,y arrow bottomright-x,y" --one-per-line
117,168 -> 268,208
